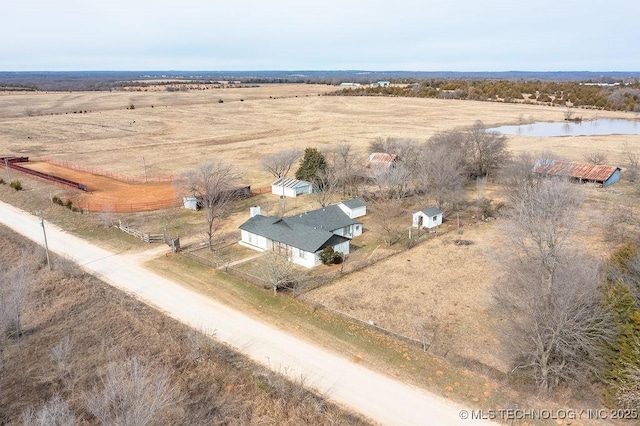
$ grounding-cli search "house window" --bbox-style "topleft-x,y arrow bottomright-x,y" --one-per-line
248,233 -> 253,243
299,249 -> 306,259
432,216 -> 437,221
356,225 -> 360,231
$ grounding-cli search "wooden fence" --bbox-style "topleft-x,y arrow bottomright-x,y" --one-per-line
251,186 -> 271,195
83,198 -> 183,213
1,156 -> 88,191
117,221 -> 164,243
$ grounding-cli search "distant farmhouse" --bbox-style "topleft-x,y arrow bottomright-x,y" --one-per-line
239,199 -> 365,268
533,159 -> 621,187
271,177 -> 313,198
373,81 -> 391,87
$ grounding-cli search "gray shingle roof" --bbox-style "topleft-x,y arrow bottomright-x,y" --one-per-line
340,198 -> 366,209
239,205 -> 359,253
421,207 -> 442,216
239,215 -> 349,253
286,205 -> 361,232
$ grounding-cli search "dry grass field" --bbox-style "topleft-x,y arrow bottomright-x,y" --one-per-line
2,84 -> 636,188
2,84 -> 640,382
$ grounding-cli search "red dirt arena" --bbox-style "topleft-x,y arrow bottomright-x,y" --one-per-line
20,161 -> 180,212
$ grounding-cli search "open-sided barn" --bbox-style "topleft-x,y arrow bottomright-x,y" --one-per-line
533,159 -> 621,187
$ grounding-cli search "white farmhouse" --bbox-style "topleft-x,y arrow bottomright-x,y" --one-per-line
412,207 -> 443,229
239,205 -> 363,268
271,177 -> 313,198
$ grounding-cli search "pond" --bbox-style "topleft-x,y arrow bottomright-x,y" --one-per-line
488,118 -> 640,137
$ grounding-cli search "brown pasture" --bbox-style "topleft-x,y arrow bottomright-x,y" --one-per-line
2,84 -> 637,189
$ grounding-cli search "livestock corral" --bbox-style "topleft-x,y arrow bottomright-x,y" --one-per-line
1,84 -> 639,376
1,157 -> 180,212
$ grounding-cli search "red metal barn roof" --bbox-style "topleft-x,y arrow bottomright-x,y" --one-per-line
364,153 -> 398,170
533,160 -> 620,182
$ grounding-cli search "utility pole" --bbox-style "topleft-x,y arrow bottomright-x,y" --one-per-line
37,210 -> 52,270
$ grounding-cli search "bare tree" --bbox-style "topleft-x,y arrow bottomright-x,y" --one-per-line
23,395 -> 77,426
369,199 -> 406,246
372,163 -> 412,200
494,254 -> 613,391
583,150 -> 609,165
262,251 -> 304,294
84,357 -> 178,426
312,168 -> 339,207
421,133 -> 467,211
623,141 -> 640,183
0,256 -> 33,341
51,335 -> 75,387
325,143 -> 362,197
463,120 -> 510,177
261,149 -> 300,216
495,177 -> 612,391
368,137 -> 423,194
261,149 -> 300,181
179,161 -> 241,251
504,177 -> 582,294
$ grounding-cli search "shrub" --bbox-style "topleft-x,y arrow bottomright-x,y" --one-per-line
0,178 -> 5,185
52,195 -> 63,205
64,200 -> 73,209
319,247 -> 343,265
319,247 -> 335,265
9,180 -> 22,191
218,99 -> 224,103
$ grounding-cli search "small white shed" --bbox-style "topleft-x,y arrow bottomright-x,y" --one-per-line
337,198 -> 367,219
413,207 -> 442,229
183,196 -> 200,210
271,177 -> 313,198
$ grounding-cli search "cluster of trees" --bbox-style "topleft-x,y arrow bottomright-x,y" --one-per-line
494,157 -> 640,406
258,121 -> 508,246
338,80 -> 640,112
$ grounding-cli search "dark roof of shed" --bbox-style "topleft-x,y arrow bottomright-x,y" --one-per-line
533,160 -> 620,182
339,198 -> 366,209
420,207 -> 442,216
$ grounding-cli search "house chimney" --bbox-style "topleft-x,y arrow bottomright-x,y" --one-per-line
249,206 -> 261,218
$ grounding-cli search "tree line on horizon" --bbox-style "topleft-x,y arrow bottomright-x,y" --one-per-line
336,79 -> 640,112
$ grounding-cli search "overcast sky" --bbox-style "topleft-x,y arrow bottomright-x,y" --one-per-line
3,0 -> 639,71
